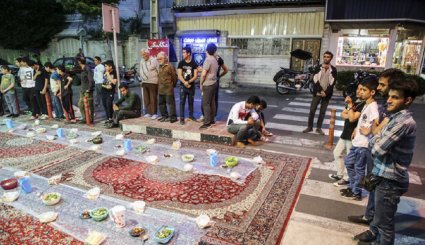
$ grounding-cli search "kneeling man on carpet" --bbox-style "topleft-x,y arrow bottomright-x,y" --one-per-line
107,84 -> 141,128
227,96 -> 262,148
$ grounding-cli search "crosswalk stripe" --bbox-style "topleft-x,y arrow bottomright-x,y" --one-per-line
266,122 -> 343,136
281,107 -> 342,117
289,101 -> 346,110
273,114 -> 345,126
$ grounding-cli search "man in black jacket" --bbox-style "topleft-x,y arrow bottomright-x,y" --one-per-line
77,58 -> 94,124
303,51 -> 337,135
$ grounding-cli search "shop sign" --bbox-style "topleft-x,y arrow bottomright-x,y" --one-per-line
183,37 -> 218,44
148,39 -> 169,58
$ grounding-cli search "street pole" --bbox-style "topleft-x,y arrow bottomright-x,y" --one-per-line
111,8 -> 121,98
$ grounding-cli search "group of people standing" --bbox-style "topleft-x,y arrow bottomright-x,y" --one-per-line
139,43 -> 228,128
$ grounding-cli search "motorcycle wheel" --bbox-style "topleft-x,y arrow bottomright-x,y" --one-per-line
308,81 -> 314,94
276,77 -> 291,95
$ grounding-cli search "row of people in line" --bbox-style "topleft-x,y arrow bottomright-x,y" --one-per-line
328,68 -> 419,245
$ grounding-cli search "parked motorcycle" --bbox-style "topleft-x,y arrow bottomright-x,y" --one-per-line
342,70 -> 376,98
120,63 -> 140,85
273,49 -> 319,95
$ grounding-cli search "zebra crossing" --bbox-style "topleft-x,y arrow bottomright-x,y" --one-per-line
266,95 -> 346,136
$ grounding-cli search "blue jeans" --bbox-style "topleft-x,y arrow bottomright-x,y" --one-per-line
345,146 -> 371,196
50,91 -> 64,118
3,92 -> 18,115
370,178 -> 408,245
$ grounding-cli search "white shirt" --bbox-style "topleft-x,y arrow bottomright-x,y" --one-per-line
94,64 -> 105,84
352,101 -> 379,148
139,58 -> 159,84
19,66 -> 35,88
226,101 -> 259,126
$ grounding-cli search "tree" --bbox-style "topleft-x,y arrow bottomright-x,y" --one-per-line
0,0 -> 66,50
61,0 -> 120,18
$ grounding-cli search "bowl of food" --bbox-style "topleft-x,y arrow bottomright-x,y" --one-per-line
154,225 -> 175,243
181,154 -> 194,162
89,207 -> 109,222
42,192 -> 61,206
0,178 -> 18,190
129,226 -> 146,237
80,210 -> 91,219
225,157 -> 239,167
35,127 -> 47,134
135,144 -> 149,154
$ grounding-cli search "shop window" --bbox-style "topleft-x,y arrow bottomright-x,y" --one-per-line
392,30 -> 424,74
336,37 -> 389,67
230,38 -> 290,56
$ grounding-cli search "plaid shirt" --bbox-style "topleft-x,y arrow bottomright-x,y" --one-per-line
370,109 -> 416,183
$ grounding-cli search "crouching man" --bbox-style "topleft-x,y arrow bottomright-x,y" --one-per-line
107,84 -> 141,128
227,96 -> 261,148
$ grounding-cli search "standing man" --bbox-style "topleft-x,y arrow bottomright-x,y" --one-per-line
93,56 -> 105,107
354,78 -> 419,244
19,58 -> 36,119
32,62 -> 49,119
44,62 -> 64,120
139,49 -> 159,119
303,51 -> 337,135
214,53 -> 228,119
200,43 -> 219,129
1,65 -> 18,117
177,46 -> 198,125
157,52 -> 177,123
77,58 -> 94,124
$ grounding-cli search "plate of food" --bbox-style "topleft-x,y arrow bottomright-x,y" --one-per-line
42,192 -> 61,206
129,226 -> 146,237
35,127 -> 47,134
181,154 -> 194,162
89,207 -> 109,222
154,225 -> 175,243
66,132 -> 78,139
1,190 -> 20,202
135,144 -> 149,153
225,157 -> 239,167
1,178 -> 18,190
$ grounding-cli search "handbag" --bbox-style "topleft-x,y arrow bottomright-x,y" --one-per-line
360,174 -> 382,192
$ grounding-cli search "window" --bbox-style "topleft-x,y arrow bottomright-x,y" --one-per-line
230,38 -> 291,56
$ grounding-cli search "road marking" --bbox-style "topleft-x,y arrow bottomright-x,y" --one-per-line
282,107 -> 342,117
266,122 -> 342,136
273,114 -> 345,127
289,101 -> 346,110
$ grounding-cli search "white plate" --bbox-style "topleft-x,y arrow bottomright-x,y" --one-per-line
85,231 -> 107,245
91,131 -> 102,137
145,155 -> 159,164
1,191 -> 20,202
38,211 -> 58,223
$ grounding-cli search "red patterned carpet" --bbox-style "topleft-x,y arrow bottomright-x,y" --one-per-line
0,132 -> 310,244
0,203 -> 83,245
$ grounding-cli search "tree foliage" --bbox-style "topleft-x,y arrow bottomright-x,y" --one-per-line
0,0 -> 66,50
61,0 -> 120,18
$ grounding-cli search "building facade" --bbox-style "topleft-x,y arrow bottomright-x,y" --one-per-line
325,0 -> 425,75
173,0 -> 326,86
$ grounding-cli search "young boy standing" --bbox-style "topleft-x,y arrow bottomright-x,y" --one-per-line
0,65 -> 19,117
177,47 -> 198,125
341,76 -> 379,200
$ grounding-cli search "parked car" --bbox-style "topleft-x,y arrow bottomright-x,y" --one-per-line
53,56 -> 95,84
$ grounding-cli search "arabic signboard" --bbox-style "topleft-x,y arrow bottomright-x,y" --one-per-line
148,39 -> 169,59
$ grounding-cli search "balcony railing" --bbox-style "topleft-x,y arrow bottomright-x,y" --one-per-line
173,0 -> 325,10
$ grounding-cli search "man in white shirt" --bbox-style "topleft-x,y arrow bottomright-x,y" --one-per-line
139,49 -> 159,119
227,96 -> 261,148
93,56 -> 105,107
19,58 -> 36,118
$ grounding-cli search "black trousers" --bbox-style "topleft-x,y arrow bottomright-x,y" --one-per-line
307,95 -> 330,129
22,87 -> 34,113
159,94 -> 177,119
113,110 -> 141,125
61,94 -> 75,119
0,93 -> 4,115
179,86 -> 194,119
33,90 -> 47,115
101,90 -> 114,120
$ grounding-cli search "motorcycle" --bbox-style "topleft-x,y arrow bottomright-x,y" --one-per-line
273,49 -> 319,95
120,63 -> 141,85
342,70 -> 376,98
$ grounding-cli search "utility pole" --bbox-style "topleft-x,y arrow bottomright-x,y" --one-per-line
150,0 -> 161,39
